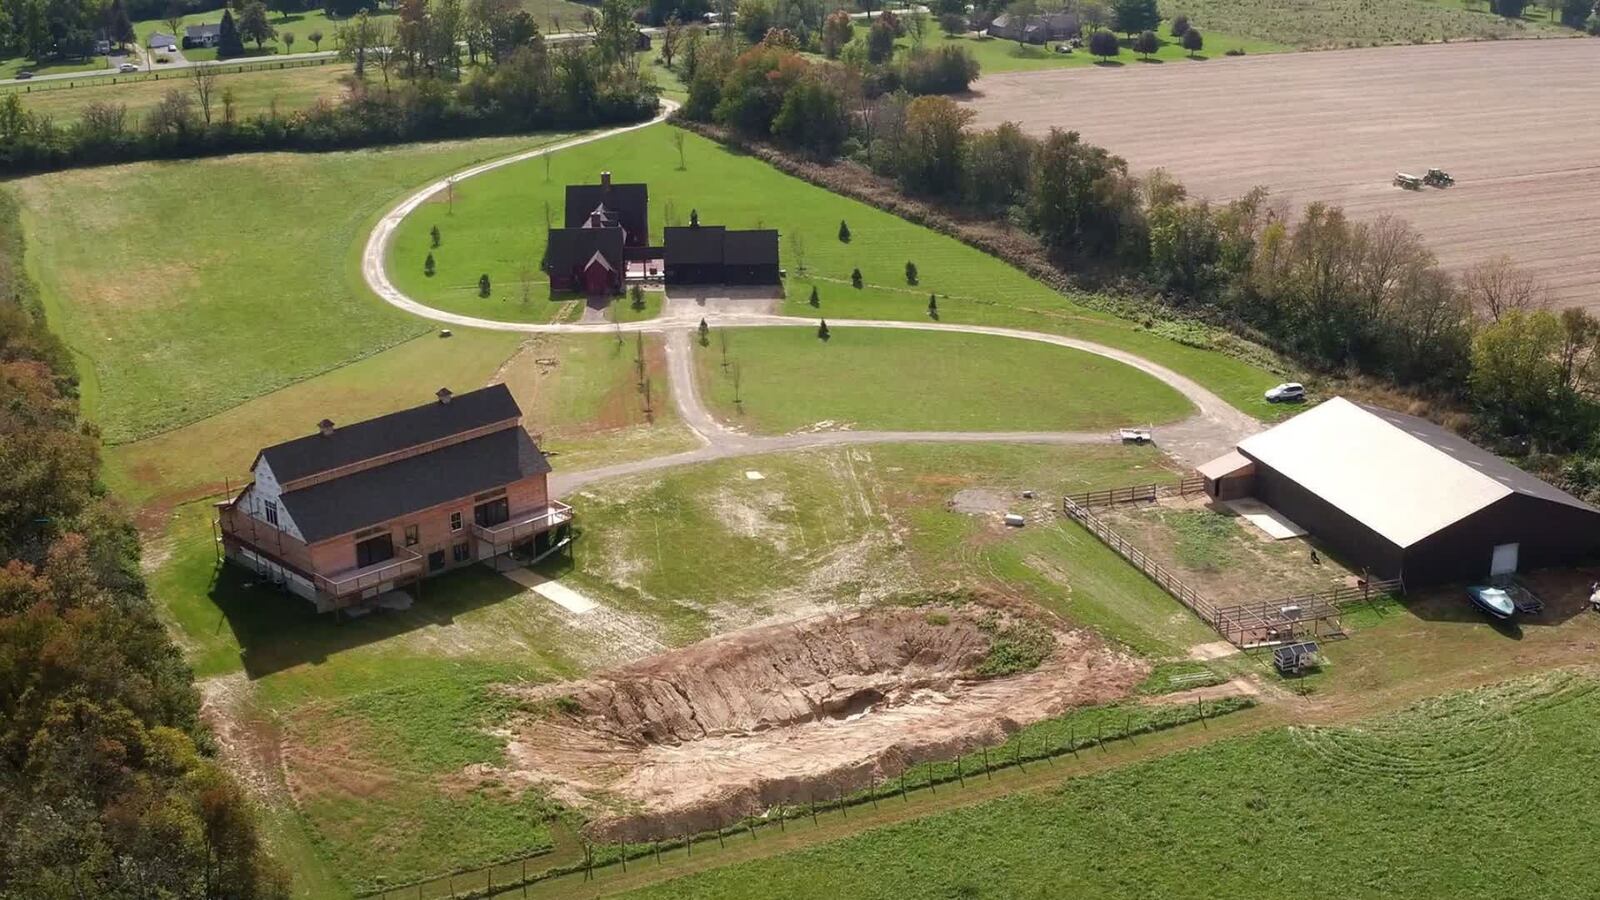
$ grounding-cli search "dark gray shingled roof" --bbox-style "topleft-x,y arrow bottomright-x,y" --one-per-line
545,226 -> 625,273
279,427 -> 552,543
663,225 -> 727,265
723,229 -> 779,266
564,182 -> 648,239
259,384 -> 522,485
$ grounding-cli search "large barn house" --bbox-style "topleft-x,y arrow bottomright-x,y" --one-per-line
544,172 -> 780,295
1199,397 -> 1600,587
217,385 -> 572,612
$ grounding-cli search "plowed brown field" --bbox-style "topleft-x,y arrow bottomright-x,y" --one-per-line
963,40 -> 1600,308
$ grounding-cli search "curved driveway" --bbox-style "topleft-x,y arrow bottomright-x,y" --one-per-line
360,103 -> 1261,495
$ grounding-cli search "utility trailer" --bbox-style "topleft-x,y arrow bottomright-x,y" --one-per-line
1393,172 -> 1424,190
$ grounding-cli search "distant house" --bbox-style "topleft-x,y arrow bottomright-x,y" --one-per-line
183,23 -> 222,48
148,32 -> 177,50
986,12 -> 1079,43
217,385 -> 572,613
664,224 -> 780,286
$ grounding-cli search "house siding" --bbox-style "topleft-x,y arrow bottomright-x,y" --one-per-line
246,458 -> 305,541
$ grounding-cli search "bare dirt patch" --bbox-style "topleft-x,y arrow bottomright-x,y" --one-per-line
964,41 -> 1600,308
1099,496 -> 1357,603
482,603 -> 1146,840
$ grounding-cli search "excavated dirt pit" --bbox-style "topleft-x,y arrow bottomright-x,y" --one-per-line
479,603 -> 1147,840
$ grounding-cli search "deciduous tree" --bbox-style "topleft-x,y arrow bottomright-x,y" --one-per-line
1181,27 -> 1202,56
1088,27 -> 1118,59
1132,28 -> 1157,58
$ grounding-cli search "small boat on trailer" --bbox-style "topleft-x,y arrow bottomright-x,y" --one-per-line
1466,585 -> 1516,620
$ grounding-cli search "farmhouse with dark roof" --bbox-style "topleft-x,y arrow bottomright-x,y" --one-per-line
217,385 -> 572,612
544,172 -> 780,294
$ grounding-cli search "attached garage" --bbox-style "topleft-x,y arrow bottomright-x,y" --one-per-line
1201,397 -> 1600,587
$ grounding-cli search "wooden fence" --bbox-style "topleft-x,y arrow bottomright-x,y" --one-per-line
1061,496 -> 1225,632
1061,488 -> 1399,648
1063,475 -> 1206,510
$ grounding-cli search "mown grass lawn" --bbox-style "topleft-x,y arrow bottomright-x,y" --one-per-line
387,123 -> 1286,417
0,54 -> 108,78
133,8 -> 394,59
695,326 -> 1192,434
8,61 -> 352,124
872,20 -> 1288,72
105,329 -> 694,509
16,133 -> 567,443
622,670 -> 1600,899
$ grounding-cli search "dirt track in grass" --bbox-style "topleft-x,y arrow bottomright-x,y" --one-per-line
478,603 -> 1147,841
962,40 -> 1600,308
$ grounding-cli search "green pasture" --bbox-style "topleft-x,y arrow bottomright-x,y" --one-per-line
16,132 -> 568,443
1161,0 -> 1571,48
625,670 -> 1600,899
8,61 -> 352,124
387,123 -> 1286,417
0,55 -> 108,79
695,326 -> 1192,434
874,20 -> 1287,71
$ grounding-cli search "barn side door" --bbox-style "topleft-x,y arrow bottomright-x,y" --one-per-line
1490,542 -> 1519,577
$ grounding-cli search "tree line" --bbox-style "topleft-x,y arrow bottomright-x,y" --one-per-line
0,10 -> 658,173
674,18 -> 976,159
0,189 -> 287,897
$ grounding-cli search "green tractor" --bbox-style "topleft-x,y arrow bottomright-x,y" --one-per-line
1424,167 -> 1455,188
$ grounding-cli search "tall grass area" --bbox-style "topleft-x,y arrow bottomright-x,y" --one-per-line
1161,0 -> 1570,47
16,133 -> 567,442
387,123 -> 1285,417
623,670 -> 1600,899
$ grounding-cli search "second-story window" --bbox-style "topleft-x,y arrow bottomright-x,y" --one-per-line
264,501 -> 279,528
450,511 -> 463,532
404,524 -> 419,547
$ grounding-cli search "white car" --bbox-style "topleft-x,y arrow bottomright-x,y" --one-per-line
118,62 -> 138,73
1264,382 -> 1306,403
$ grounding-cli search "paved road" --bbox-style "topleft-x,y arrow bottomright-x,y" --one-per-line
3,48 -> 339,85
360,101 -> 1262,496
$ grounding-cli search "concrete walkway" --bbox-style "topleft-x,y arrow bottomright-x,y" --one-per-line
360,102 -> 1263,498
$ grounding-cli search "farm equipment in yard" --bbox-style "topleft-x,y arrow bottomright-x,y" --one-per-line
1424,167 -> 1455,187
1393,172 -> 1424,190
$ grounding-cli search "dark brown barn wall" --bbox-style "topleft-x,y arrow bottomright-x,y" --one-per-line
1247,457 -> 1405,579
1402,493 -> 1600,586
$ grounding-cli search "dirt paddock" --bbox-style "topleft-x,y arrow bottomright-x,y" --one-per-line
962,40 -> 1600,308
480,604 -> 1146,840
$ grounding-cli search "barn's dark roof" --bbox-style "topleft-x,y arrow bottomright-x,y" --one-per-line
259,384 -> 522,485
1356,401 -> 1598,514
664,225 -> 727,265
546,227 -> 624,272
565,182 -> 648,236
279,428 -> 551,543
185,23 -> 221,38
724,229 -> 779,266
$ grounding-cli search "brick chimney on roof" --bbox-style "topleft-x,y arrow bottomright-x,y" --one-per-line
436,387 -> 453,405
318,419 -> 335,437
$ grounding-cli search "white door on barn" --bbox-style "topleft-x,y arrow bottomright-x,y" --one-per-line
1490,543 -> 1520,577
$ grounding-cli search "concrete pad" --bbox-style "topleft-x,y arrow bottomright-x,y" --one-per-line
533,581 -> 599,615
1187,641 -> 1238,661
1225,498 -> 1308,540
745,470 -> 765,480
500,566 -> 599,615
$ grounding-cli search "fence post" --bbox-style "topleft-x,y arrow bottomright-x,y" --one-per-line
900,770 -> 907,801
620,842 -> 627,873
927,762 -> 936,794
955,756 -> 964,787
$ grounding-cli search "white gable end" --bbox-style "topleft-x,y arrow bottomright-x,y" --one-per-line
246,457 -> 306,541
